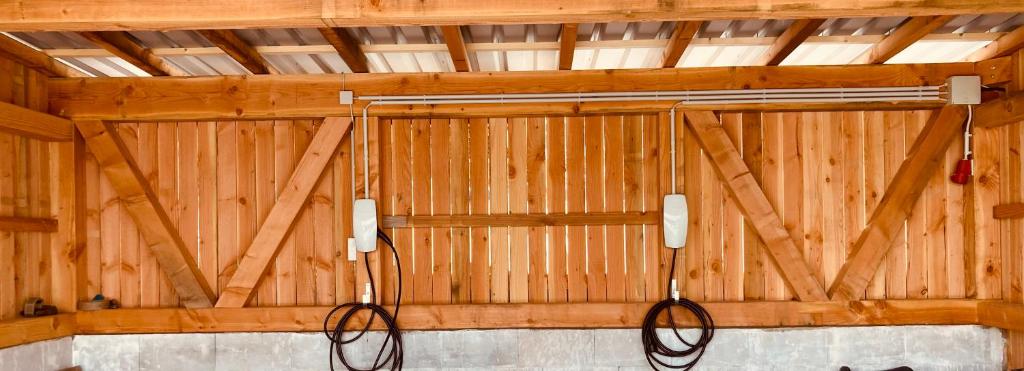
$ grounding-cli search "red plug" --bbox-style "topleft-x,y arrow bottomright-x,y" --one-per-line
950,155 -> 972,185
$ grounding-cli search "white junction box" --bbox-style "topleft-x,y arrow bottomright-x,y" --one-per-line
663,194 -> 688,248
946,76 -> 981,105
339,90 -> 354,105
353,199 -> 378,252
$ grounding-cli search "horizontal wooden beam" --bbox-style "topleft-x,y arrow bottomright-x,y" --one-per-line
48,62 -> 994,121
0,216 -> 58,232
0,34 -> 86,78
978,301 -> 1024,331
74,300 -> 980,333
2,1 -> 1022,31
0,100 -> 74,141
0,314 -> 76,349
383,212 -> 659,228
976,91 -> 1024,129
994,202 -> 1024,219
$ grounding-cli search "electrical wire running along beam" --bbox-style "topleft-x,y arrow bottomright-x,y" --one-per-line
357,86 -> 944,106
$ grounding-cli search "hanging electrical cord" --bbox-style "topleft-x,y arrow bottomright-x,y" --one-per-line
641,249 -> 715,370
324,229 -> 404,371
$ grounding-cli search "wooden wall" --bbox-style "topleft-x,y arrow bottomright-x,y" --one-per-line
75,109 -> 1000,308
988,119 -> 1024,368
0,57 -> 68,320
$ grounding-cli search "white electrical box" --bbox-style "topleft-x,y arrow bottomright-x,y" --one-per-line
947,76 -> 981,105
339,90 -> 354,105
663,194 -> 688,248
353,199 -> 378,252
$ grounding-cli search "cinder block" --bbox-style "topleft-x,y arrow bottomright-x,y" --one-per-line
42,338 -> 73,370
440,330 -> 517,367
592,329 -> 646,367
139,333 -> 214,371
516,330 -> 593,368
74,335 -> 140,371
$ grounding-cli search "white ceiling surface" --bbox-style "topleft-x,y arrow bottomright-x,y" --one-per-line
9,13 -> 1024,77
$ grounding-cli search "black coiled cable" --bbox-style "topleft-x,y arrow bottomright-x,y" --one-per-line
641,248 -> 715,370
324,229 -> 403,371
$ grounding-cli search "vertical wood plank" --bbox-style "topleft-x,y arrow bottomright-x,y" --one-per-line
604,115 -> 626,302
741,112 -> 764,301
216,122 -> 239,299
720,113 -> 742,302
565,117 -> 587,302
449,118 -> 471,303
884,111 -> 909,299
972,117 -> 1001,299
334,123 -> 355,304
468,118 -> 490,303
273,121 -> 296,306
293,120 -> 316,306
584,116 -> 607,302
822,112 -> 847,289
253,121 -> 277,306
117,123 -> 140,308
84,145 -> 102,302
489,117 -> 510,303
197,122 -> 218,295
508,117 -> 529,303
762,113 -> 786,300
392,119 -> 414,304
378,119 -> 395,305
643,113 -> 662,302
312,121 -> 336,306
136,123 -> 158,307
864,111 -> 887,299
547,116 -> 568,303
98,135 -> 121,306
802,112 -> 824,288
623,114 -> 645,302
412,118 -> 433,304
0,133 -> 14,318
430,118 -> 452,304
945,117 -> 966,299
780,112 -> 802,301
683,120 -> 704,301
526,117 -> 548,303
178,122 -> 200,301
906,110 -> 929,299
234,122 -> 256,307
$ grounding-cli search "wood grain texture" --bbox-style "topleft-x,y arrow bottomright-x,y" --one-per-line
2,1 -> 1023,31
0,100 -> 73,141
829,106 -> 967,301
685,111 -> 828,302
76,120 -> 215,308
215,118 -> 351,307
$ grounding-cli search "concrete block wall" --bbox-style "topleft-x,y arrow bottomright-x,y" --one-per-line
63,325 -> 1003,371
0,338 -> 73,370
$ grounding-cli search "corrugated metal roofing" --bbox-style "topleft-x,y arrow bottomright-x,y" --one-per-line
10,13 -> 1024,77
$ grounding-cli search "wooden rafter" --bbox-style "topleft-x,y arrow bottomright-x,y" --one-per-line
852,15 -> 955,64
975,91 -> 1024,129
48,61 -> 998,121
684,110 -> 828,301
757,19 -> 826,66
75,120 -> 216,308
0,100 -> 74,141
216,117 -> 352,307
440,25 -> 471,72
968,25 -> 1024,62
662,21 -> 702,68
0,34 -> 85,77
558,23 -> 578,70
77,31 -> 186,76
828,105 -> 967,301
197,30 -> 278,74
318,27 -> 369,73
3,1 -> 1023,31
